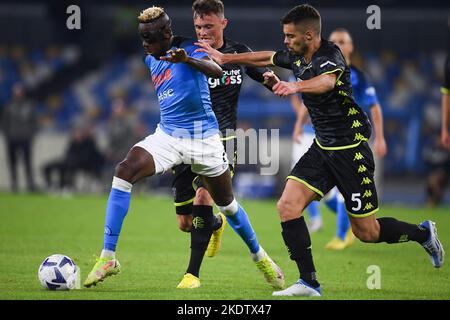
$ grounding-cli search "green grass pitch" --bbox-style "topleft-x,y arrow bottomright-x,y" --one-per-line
0,193 -> 448,300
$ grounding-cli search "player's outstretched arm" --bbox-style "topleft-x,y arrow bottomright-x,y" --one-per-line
195,41 -> 275,67
160,48 -> 222,78
273,73 -> 337,97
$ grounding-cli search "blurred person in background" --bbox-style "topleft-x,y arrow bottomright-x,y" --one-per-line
316,28 -> 388,250
1,82 -> 37,192
42,124 -> 105,194
329,28 -> 388,185
424,135 -> 449,208
424,53 -> 450,207
105,98 -> 138,167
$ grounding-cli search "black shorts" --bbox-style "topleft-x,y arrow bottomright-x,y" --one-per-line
172,138 -> 237,215
289,140 -> 378,217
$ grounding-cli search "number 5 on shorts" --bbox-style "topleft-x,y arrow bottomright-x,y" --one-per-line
351,193 -> 361,211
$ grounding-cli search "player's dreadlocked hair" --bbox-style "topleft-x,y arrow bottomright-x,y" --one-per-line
281,4 -> 321,35
138,6 -> 165,23
192,0 -> 225,18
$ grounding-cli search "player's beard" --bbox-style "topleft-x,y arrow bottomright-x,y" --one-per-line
296,43 -> 308,56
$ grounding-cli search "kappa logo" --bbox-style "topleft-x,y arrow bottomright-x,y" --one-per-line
320,60 -> 337,68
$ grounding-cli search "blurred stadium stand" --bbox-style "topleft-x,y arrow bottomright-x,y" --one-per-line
0,1 -> 449,204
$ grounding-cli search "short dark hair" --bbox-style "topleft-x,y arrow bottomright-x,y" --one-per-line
192,0 -> 224,18
281,4 -> 321,35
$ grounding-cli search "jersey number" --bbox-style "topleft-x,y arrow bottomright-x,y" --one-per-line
351,193 -> 362,211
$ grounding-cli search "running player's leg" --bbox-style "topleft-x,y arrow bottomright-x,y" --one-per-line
172,164 -> 197,232
84,146 -> 156,287
272,179 -> 321,297
202,170 -> 284,289
177,186 -> 225,289
349,213 -> 444,268
202,170 -> 259,252
334,142 -> 444,268
273,141 -> 335,297
85,128 -> 182,287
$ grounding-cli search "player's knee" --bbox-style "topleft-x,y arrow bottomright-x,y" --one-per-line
194,187 -> 213,206
352,227 -> 378,243
114,160 -> 134,182
277,198 -> 301,221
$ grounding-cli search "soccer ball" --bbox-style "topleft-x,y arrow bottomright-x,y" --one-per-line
38,254 -> 80,290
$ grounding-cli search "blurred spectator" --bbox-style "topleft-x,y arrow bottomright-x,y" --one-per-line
42,124 -> 105,193
105,98 -> 138,165
424,135 -> 450,208
1,82 -> 37,192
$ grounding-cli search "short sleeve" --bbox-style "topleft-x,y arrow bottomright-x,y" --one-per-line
272,50 -> 292,69
312,47 -> 346,82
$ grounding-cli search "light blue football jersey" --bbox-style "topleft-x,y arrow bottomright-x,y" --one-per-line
144,36 -> 219,138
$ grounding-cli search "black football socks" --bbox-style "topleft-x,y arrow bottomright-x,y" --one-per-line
281,216 -> 320,288
186,205 -> 214,277
376,217 -> 429,244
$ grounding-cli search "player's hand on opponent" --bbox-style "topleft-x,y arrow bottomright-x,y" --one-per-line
263,71 -> 280,88
160,48 -> 189,63
273,81 -> 300,97
195,41 -> 224,65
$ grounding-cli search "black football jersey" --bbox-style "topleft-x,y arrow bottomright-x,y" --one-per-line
208,38 -> 271,136
272,39 -> 372,148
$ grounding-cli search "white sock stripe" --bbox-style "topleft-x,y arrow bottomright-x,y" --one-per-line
217,198 -> 238,216
100,249 -> 115,259
112,176 -> 132,193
